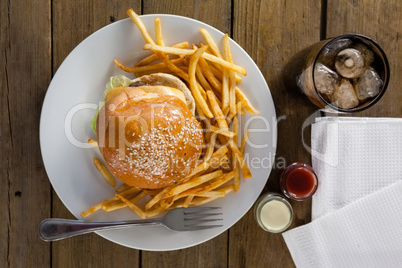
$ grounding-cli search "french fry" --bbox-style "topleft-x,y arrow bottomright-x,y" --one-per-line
188,45 -> 214,118
80,201 -> 104,217
200,28 -> 224,59
222,106 -> 230,117
210,125 -> 235,138
208,62 -> 243,83
189,184 -> 234,206
119,185 -> 142,196
209,146 -> 228,160
88,138 -> 98,147
189,196 -> 219,206
222,34 -> 237,116
183,194 -> 195,208
240,129 -> 249,155
197,57 -> 222,92
145,205 -> 167,218
195,64 -> 213,93
126,9 -> 155,45
126,9 -> 190,82
145,185 -> 173,210
198,170 -> 236,194
143,189 -> 161,196
135,41 -> 189,66
204,131 -> 218,162
116,183 -> 131,192
232,115 -> 239,144
229,140 -> 252,179
209,154 -> 230,170
160,196 -> 175,209
104,191 -> 146,212
214,184 -> 235,195
227,102 -> 243,121
207,90 -> 229,130
143,44 -> 247,76
233,158 -> 240,192
172,186 -> 201,202
164,170 -> 223,198
229,71 -> 237,116
155,51 -> 190,81
115,193 -> 147,219
114,57 -> 184,73
102,186 -> 142,211
188,161 -> 210,178
196,191 -> 225,198
221,70 -> 229,110
236,86 -> 259,114
154,17 -> 164,46
93,158 -> 116,187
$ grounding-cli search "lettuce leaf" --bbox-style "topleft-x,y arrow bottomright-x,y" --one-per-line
90,75 -> 134,133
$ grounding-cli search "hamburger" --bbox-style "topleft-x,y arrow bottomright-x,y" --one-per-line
93,73 -> 204,189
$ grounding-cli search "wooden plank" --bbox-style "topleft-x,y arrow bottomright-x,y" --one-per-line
0,0 -> 52,267
50,2 -> 141,267
0,1 -> 11,266
326,0 -> 402,117
143,0 -> 232,32
140,1 -> 231,267
142,235 -> 228,268
229,0 -> 322,267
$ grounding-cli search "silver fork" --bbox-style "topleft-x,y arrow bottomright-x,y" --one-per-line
39,207 -> 223,241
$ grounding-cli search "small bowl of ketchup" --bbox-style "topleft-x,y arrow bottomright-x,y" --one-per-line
280,162 -> 318,201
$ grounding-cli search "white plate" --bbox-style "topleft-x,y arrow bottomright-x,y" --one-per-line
40,14 -> 277,251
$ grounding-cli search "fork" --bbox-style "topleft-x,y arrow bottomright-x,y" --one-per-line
39,207 -> 223,241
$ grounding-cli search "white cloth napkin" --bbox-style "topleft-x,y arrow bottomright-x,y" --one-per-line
282,117 -> 402,268
283,179 -> 402,268
311,117 -> 402,220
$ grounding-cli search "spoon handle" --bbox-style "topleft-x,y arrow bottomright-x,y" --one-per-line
39,218 -> 161,241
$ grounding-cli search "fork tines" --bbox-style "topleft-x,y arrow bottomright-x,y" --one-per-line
183,207 -> 223,230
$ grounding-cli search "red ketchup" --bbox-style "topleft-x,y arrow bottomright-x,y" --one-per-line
280,163 -> 318,201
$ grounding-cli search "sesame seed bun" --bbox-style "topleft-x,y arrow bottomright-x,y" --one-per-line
96,87 -> 204,189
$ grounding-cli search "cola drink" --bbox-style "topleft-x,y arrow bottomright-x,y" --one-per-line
284,34 -> 389,112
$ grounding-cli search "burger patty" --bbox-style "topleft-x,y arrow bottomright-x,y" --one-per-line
129,80 -> 149,87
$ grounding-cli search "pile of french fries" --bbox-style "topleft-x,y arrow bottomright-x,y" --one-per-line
81,9 -> 258,219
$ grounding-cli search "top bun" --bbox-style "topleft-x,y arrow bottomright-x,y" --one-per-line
96,86 -> 203,189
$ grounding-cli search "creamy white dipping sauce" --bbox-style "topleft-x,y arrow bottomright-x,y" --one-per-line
260,200 -> 291,231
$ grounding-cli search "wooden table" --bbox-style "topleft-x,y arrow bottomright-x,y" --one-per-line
1,0 -> 401,267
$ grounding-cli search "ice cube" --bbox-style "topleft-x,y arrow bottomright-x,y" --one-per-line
353,43 -> 375,66
319,38 -> 353,67
335,48 -> 365,78
332,79 -> 359,109
354,67 -> 383,101
314,63 -> 339,95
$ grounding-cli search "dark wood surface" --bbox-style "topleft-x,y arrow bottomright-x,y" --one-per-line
1,0 -> 401,267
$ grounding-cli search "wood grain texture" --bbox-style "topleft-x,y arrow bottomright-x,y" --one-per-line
230,0 -> 322,267
326,0 -> 402,118
2,0 -> 402,267
0,1 -> 11,266
143,0 -> 232,33
0,0 -> 52,267
140,2 -> 231,267
50,1 -> 141,268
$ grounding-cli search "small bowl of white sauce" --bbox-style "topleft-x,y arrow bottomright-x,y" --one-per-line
254,193 -> 293,233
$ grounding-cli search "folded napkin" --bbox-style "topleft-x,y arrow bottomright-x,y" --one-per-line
311,117 -> 402,220
283,179 -> 402,268
282,117 -> 402,268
